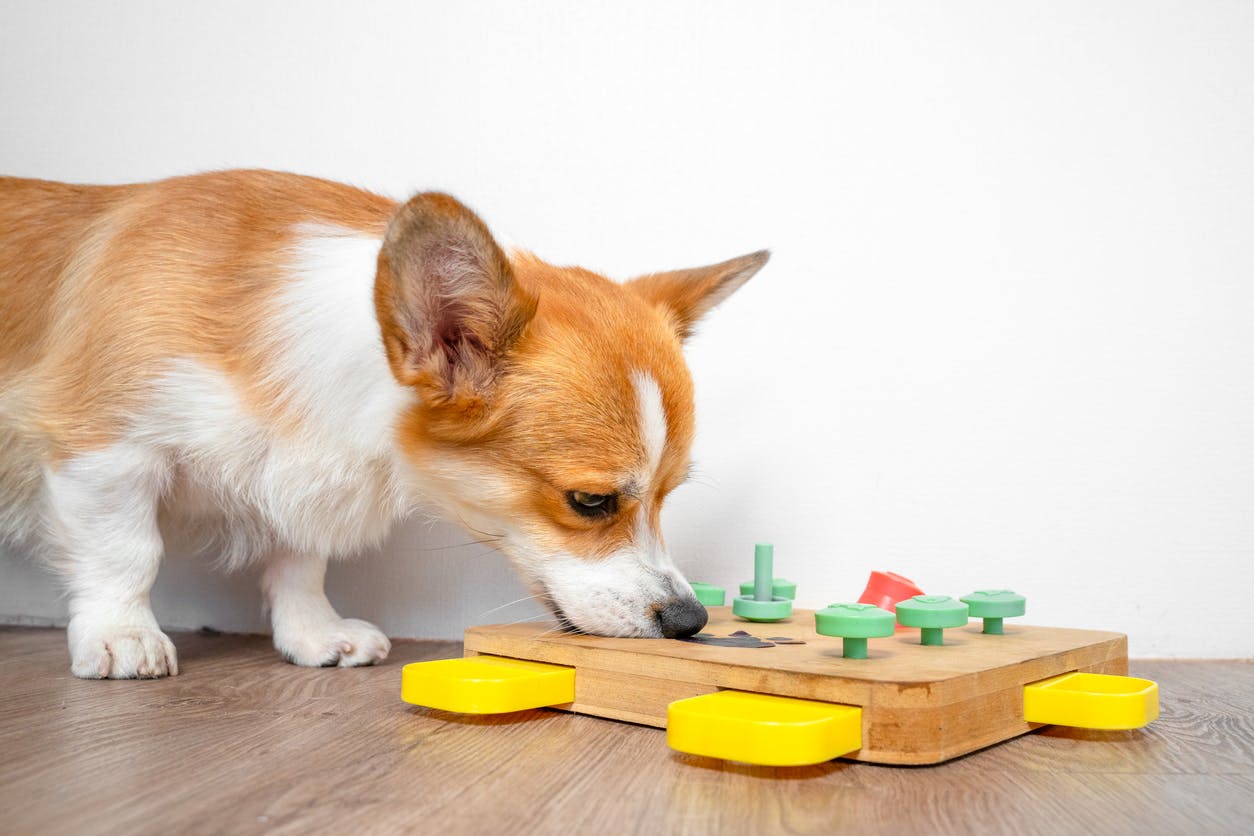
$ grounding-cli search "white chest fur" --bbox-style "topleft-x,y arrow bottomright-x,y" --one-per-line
137,227 -> 417,564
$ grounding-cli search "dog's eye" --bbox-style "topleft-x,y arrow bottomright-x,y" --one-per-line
566,491 -> 618,518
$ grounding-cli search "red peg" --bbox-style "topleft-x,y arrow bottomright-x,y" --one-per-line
856,571 -> 926,632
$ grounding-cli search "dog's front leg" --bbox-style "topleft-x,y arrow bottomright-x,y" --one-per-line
261,550 -> 390,667
46,444 -> 179,679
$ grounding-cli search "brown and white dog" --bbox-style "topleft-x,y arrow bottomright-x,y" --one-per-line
0,170 -> 766,678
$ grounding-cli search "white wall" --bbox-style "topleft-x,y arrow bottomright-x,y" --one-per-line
2,1 -> 1251,658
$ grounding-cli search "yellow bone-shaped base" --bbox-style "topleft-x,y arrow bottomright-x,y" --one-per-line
667,690 -> 862,766
1024,672 -> 1159,730
400,655 -> 575,714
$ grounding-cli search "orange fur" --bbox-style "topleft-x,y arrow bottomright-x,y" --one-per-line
0,171 -> 395,459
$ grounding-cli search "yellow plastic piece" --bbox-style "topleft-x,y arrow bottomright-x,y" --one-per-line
400,655 -> 575,714
1023,672 -> 1159,730
667,690 -> 862,766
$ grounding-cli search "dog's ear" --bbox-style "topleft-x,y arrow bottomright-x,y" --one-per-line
375,192 -> 537,416
629,250 -> 768,341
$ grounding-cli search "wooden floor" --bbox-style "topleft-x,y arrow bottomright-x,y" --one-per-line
2,627 -> 1251,836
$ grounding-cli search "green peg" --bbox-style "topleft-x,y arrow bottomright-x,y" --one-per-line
738,578 -> 797,600
689,582 -> 726,607
732,544 -> 793,622
960,590 -> 1026,634
814,603 -> 896,659
894,595 -> 969,646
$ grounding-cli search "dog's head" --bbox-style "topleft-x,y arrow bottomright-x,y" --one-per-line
375,193 -> 766,638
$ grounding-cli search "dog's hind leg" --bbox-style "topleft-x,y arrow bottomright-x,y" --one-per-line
45,443 -> 179,679
260,549 -> 390,667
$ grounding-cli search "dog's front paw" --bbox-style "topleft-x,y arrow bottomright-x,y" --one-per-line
276,618 -> 391,668
69,620 -> 179,679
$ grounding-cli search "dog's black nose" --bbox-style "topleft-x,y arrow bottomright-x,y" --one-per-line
657,596 -> 709,639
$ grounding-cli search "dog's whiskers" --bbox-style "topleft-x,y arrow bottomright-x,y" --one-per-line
418,539 -> 502,553
456,516 -> 507,542
475,591 -> 554,619
502,612 -> 558,627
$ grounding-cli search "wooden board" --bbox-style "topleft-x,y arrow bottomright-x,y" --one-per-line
463,607 -> 1129,765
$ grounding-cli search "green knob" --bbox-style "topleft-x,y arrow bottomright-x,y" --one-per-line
960,589 -> 1026,634
814,603 -> 896,659
738,579 -> 797,600
689,582 -> 726,607
732,543 -> 793,622
894,595 -> 969,646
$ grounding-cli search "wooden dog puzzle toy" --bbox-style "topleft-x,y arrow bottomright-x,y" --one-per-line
401,546 -> 1159,767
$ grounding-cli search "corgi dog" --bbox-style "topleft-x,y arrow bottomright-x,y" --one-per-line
0,170 -> 766,678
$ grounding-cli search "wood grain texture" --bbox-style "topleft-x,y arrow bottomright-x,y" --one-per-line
1,626 -> 1251,836
464,607 -> 1129,763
